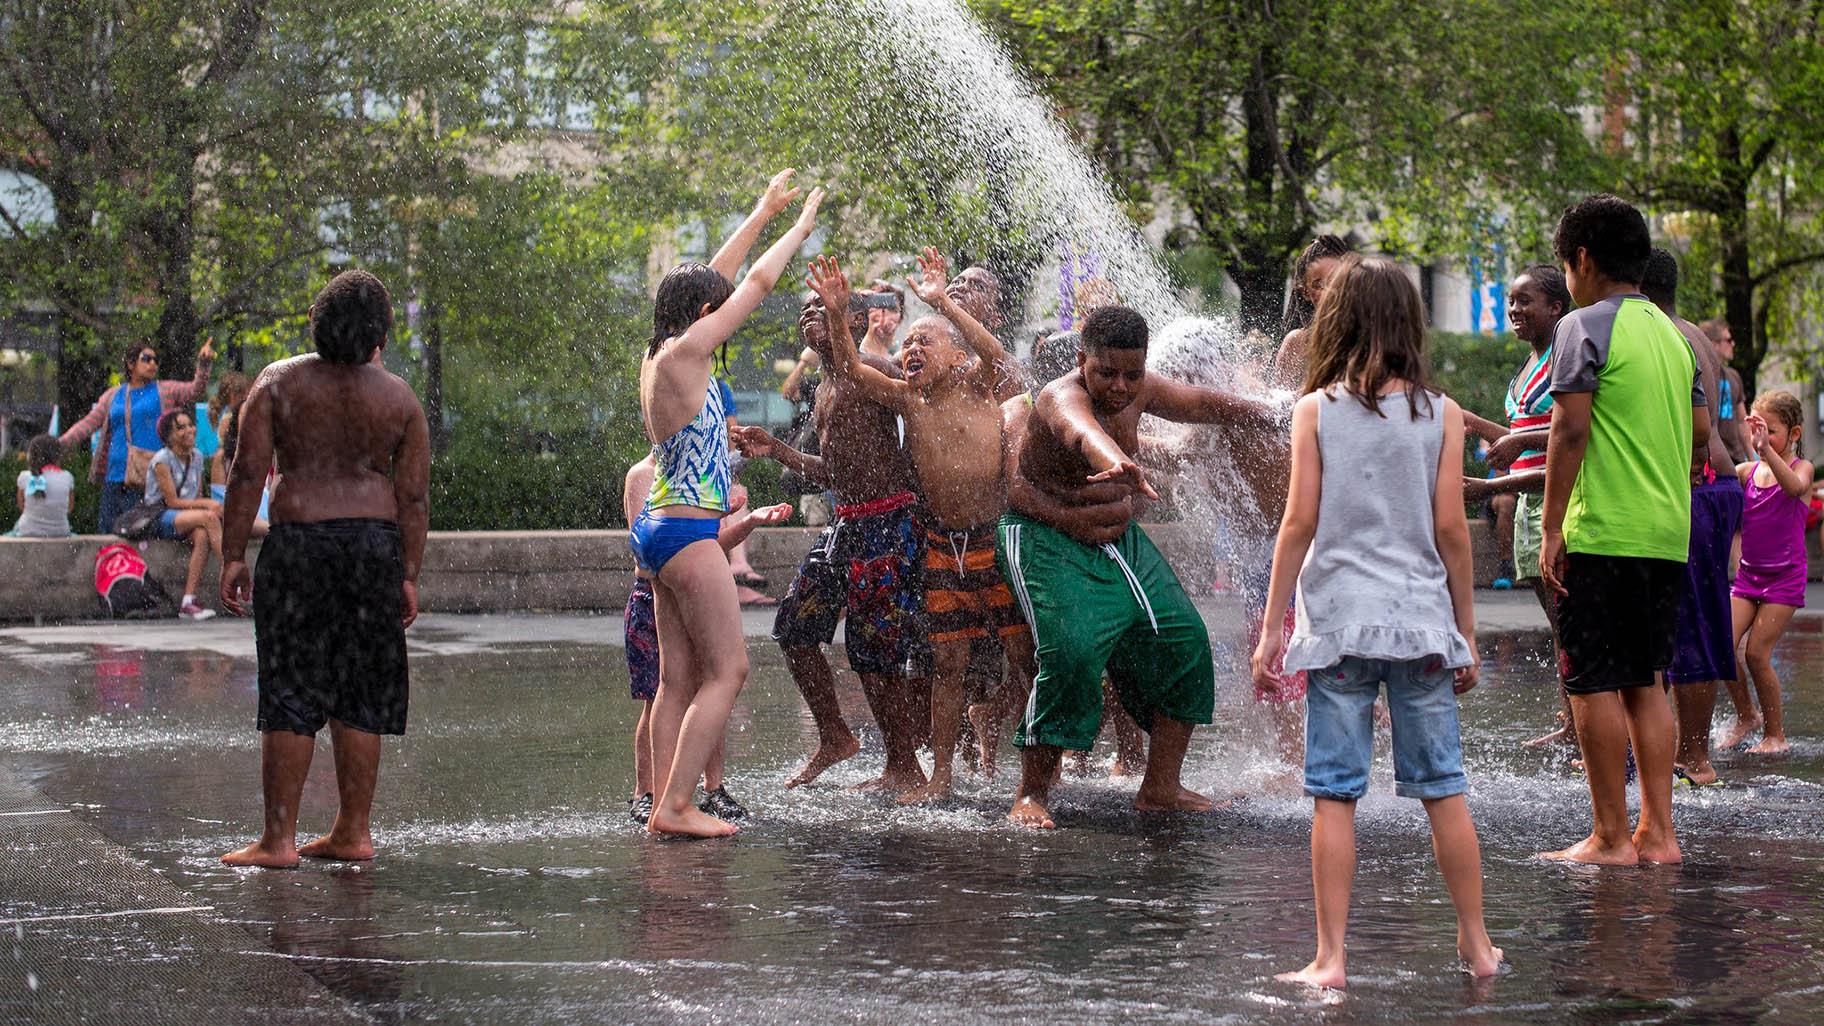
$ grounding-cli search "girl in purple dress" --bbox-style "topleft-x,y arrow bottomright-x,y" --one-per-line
1726,390 -> 1813,755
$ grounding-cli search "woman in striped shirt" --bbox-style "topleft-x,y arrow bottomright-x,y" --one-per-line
1463,264 -> 1574,747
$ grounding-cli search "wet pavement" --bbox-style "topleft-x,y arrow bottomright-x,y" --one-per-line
3,591 -> 1823,1024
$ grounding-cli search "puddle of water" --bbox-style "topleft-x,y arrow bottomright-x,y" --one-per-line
3,617 -> 1823,1024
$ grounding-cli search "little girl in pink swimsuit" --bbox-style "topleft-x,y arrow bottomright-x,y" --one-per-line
1727,390 -> 1814,755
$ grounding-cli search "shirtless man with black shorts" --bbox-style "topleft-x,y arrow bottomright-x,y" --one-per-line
220,269 -> 431,868
733,288 -> 928,792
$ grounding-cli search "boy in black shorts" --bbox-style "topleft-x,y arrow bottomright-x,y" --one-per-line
220,270 -> 431,869
1538,197 -> 1709,866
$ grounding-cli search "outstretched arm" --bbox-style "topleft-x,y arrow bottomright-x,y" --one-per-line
807,255 -> 911,412
1033,379 -> 1156,499
1146,375 -> 1279,432
904,247 -> 1009,392
719,501 -> 794,552
669,187 -> 825,364
709,169 -> 801,280
1461,407 -> 1509,444
730,425 -> 830,487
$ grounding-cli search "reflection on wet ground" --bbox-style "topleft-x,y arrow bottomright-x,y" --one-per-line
2,612 -> 1823,1024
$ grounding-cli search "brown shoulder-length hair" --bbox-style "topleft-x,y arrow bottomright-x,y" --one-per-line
1301,254 -> 1434,420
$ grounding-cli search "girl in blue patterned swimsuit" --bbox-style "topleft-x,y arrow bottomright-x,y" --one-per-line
636,170 -> 822,838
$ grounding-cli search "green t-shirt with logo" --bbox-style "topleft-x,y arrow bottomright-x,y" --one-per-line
1548,294 -> 1705,561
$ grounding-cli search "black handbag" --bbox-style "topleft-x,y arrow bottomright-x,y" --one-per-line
112,500 -> 165,541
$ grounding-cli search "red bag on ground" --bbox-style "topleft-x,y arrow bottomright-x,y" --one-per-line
93,543 -> 169,619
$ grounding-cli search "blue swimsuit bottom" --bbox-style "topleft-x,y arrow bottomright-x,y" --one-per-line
630,508 -> 720,575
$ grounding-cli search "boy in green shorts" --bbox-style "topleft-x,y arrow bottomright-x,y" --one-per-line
999,305 -> 1276,829
1538,195 -> 1709,866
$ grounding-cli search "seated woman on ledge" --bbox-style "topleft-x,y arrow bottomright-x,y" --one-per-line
9,435 -> 75,538
147,410 -> 224,621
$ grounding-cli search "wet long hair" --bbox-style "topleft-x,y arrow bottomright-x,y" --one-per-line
1284,234 -> 1354,331
27,434 -> 58,474
650,262 -> 734,358
1302,255 -> 1434,420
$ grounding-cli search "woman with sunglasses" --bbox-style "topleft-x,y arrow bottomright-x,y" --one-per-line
59,338 -> 214,533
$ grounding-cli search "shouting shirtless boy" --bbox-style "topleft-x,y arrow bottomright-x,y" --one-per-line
220,270 -> 431,868
733,288 -> 928,793
810,249 -> 1034,804
1001,304 -> 1275,829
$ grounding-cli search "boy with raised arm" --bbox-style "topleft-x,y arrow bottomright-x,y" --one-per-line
808,249 -> 1033,805
1000,305 -> 1277,829
731,287 -> 929,793
219,270 -> 431,868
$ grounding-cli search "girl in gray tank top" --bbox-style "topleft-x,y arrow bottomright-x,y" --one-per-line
1248,255 -> 1499,989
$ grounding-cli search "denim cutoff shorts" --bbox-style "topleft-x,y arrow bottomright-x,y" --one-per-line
1304,655 -> 1468,801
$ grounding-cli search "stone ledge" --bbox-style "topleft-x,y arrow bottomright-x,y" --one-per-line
0,520 -> 1506,624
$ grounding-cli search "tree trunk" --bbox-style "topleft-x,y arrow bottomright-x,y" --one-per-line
150,149 -> 201,382
1232,250 -> 1287,337
1718,185 -> 1759,397
53,310 -> 107,426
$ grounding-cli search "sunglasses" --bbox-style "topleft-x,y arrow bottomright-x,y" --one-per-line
137,353 -> 158,364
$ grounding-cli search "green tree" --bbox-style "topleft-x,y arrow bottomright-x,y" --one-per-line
1605,0 -> 1824,395
972,0 -> 1597,333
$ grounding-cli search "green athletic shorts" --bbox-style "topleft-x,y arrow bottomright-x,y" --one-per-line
997,513 -> 1215,750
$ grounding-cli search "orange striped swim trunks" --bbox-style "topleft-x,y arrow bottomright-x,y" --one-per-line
922,521 -> 1029,644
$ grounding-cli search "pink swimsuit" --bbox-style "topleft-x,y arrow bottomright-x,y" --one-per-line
1733,456 -> 1808,608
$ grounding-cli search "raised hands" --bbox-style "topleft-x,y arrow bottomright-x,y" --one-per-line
758,168 -> 802,220
806,254 -> 851,316
906,246 -> 949,307
198,336 -> 216,363
1747,412 -> 1770,453
793,186 -> 826,235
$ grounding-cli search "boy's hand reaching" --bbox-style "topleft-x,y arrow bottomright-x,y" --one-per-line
806,255 -> 850,314
1087,459 -> 1159,500
906,246 -> 949,307
730,425 -> 781,459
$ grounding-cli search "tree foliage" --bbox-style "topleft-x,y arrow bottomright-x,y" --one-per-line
970,0 -> 1598,333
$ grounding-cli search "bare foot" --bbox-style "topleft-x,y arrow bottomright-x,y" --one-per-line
895,777 -> 953,806
1461,943 -> 1504,978
1674,762 -> 1718,787
1008,795 -> 1055,829
221,840 -> 299,869
647,804 -> 738,838
1632,829 -> 1683,865
1109,754 -> 1146,779
298,833 -> 375,861
1275,960 -> 1346,990
786,735 -> 862,788
1538,835 -> 1639,866
1134,784 -> 1217,813
1719,716 -> 1762,750
1746,736 -> 1791,755
851,766 -> 928,793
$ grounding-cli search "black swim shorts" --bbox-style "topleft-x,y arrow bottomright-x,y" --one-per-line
1557,551 -> 1683,695
254,518 -> 410,736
